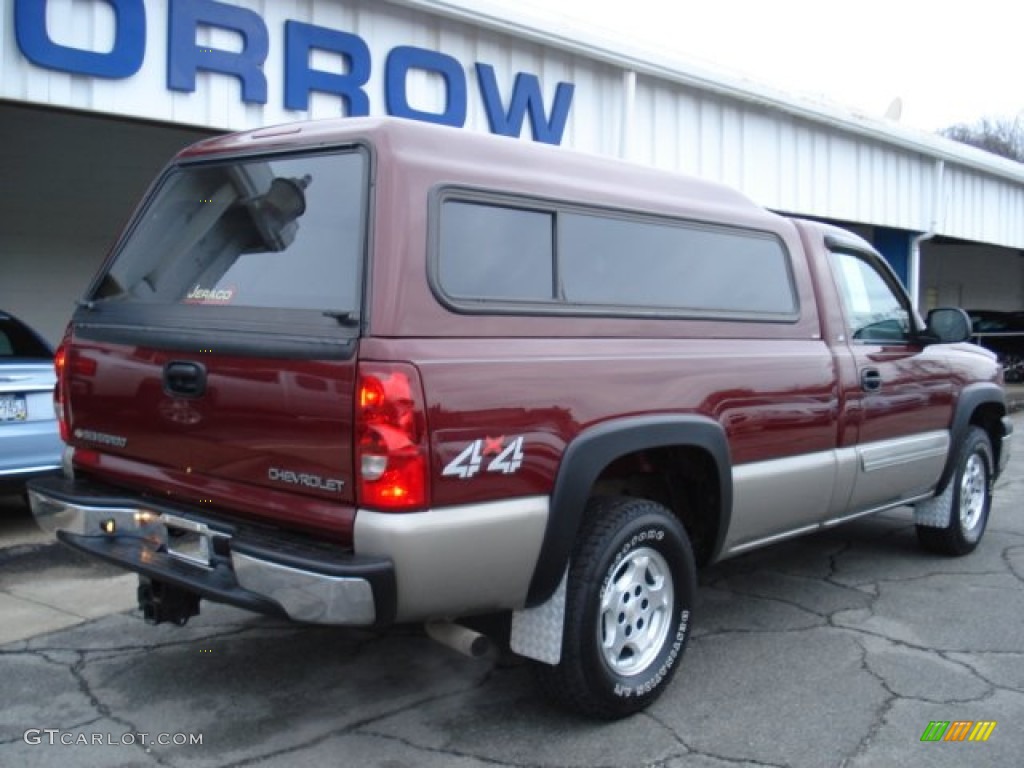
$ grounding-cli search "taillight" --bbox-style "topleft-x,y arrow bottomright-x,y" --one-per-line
356,363 -> 430,511
53,343 -> 69,442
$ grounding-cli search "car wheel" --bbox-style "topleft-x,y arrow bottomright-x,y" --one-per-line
534,496 -> 695,719
917,426 -> 993,556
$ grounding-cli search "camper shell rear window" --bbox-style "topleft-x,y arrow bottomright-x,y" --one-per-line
91,148 -> 368,317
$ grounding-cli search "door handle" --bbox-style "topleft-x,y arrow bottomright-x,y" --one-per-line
163,361 -> 207,398
861,367 -> 882,392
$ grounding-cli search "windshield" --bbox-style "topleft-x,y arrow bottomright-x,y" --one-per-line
92,149 -> 367,314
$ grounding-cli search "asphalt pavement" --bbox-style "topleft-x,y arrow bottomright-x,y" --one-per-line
2,415 -> 1023,768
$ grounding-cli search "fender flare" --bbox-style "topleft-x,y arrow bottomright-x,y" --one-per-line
936,382 -> 1007,493
525,414 -> 732,606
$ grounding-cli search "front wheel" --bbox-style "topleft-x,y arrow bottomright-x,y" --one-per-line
534,497 -> 696,719
917,426 -> 993,556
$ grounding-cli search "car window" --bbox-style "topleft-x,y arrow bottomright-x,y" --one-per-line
970,314 -> 1011,333
0,317 -> 52,359
437,197 -> 797,318
440,202 -> 555,300
560,212 -> 795,314
828,250 -> 911,343
92,149 -> 367,314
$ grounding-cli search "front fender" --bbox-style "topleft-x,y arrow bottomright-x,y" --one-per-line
936,383 -> 1008,494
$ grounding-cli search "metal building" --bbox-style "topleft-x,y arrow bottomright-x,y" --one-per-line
1,0 -> 1021,343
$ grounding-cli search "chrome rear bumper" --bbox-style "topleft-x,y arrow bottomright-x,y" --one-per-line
27,477 -> 394,626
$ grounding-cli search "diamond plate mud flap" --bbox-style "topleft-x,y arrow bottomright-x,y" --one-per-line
510,569 -> 566,665
914,478 -> 954,528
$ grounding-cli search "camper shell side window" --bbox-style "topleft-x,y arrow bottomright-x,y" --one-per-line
432,190 -> 799,321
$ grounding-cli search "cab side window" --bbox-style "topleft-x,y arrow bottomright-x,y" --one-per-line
829,250 -> 911,343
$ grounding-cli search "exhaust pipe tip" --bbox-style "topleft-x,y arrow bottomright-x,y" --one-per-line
424,621 -> 491,658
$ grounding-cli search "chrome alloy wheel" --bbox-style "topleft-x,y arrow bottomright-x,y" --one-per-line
959,453 -> 988,532
598,546 -> 674,676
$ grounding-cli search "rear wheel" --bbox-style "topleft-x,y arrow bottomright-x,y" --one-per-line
917,426 -> 993,556
534,497 -> 695,719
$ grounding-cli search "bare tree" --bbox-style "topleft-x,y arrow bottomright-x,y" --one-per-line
941,116 -> 1024,163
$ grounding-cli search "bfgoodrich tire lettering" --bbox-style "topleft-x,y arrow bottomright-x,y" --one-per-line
917,426 -> 993,556
534,497 -> 696,719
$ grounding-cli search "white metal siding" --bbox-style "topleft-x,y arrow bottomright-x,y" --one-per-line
942,166 -> 1024,247
2,0 -> 1023,249
626,80 -> 938,231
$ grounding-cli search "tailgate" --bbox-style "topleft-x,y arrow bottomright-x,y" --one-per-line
65,338 -> 356,525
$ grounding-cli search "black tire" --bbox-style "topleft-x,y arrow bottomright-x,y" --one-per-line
917,427 -> 993,556
534,496 -> 696,719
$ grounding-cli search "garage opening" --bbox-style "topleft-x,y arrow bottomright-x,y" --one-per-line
0,103 -> 216,344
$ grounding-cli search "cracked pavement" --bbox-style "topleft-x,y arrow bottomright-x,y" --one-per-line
2,417 -> 1023,767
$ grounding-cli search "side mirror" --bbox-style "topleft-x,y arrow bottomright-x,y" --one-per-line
925,307 -> 972,344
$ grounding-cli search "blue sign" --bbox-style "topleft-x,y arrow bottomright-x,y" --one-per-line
14,0 -> 576,145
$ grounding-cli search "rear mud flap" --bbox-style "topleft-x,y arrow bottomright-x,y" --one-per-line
510,569 -> 566,665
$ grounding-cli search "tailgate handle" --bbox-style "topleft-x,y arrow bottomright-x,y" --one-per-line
164,361 -> 207,398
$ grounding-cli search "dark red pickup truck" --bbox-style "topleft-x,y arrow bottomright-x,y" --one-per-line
29,118 -> 1011,718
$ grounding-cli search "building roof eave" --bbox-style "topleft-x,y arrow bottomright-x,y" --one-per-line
393,0 -> 1024,184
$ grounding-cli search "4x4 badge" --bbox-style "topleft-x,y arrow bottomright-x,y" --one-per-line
442,436 -> 525,479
